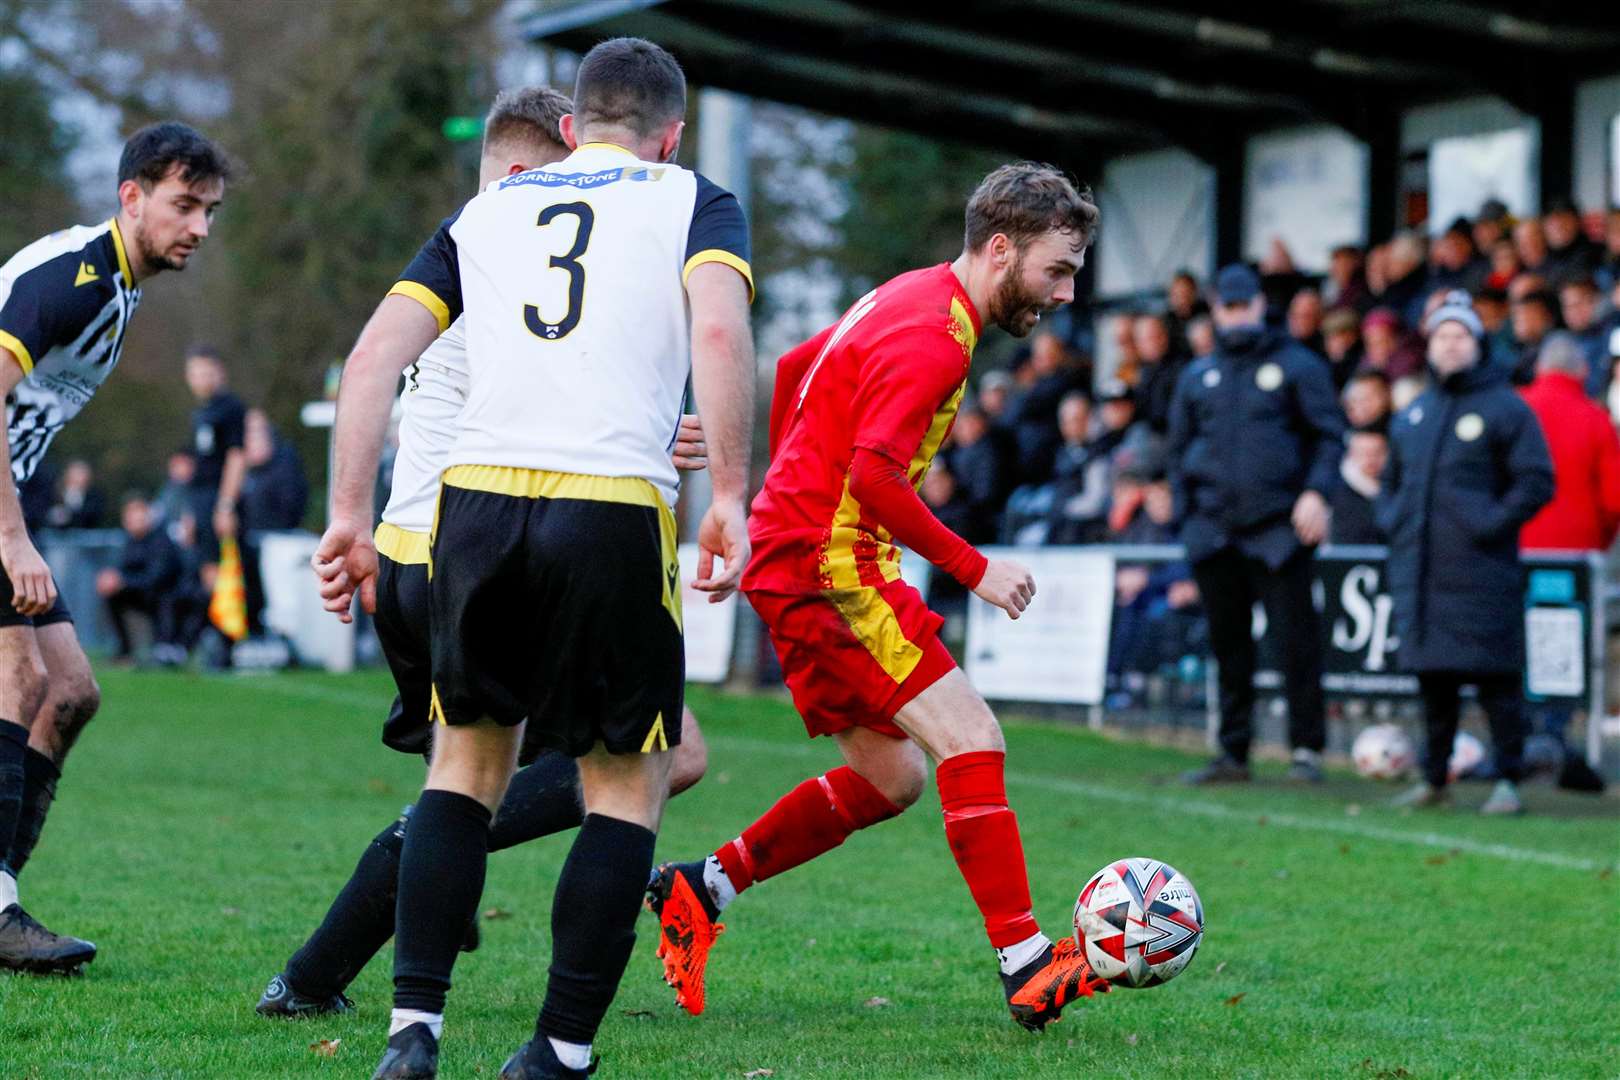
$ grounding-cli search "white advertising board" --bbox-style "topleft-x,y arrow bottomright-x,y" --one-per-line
964,547 -> 1115,706
1243,127 -> 1368,272
679,542 -> 737,683
1427,127 -> 1535,233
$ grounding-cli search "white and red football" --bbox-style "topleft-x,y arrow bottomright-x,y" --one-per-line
1073,857 -> 1203,989
1352,723 -> 1416,780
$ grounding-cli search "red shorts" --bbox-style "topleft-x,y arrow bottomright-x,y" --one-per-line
746,578 -> 956,740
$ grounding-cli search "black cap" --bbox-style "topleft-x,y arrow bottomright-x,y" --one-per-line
1478,197 -> 1509,222
1215,263 -> 1261,305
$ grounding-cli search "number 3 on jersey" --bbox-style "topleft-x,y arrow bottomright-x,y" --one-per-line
524,202 -> 594,341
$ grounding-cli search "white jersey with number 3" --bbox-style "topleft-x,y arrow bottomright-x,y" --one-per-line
388,142 -> 751,506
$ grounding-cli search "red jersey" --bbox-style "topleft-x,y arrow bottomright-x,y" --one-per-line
744,263 -> 985,594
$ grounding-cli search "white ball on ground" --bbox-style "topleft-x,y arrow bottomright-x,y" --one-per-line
1073,858 -> 1203,988
1352,723 -> 1416,781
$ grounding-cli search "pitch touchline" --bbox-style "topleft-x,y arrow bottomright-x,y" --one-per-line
230,682 -> 1612,874
706,734 -> 1614,874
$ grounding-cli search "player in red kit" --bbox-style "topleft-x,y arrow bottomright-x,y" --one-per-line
649,163 -> 1106,1031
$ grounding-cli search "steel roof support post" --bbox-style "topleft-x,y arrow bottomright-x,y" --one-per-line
1210,140 -> 1246,268
1536,81 -> 1576,208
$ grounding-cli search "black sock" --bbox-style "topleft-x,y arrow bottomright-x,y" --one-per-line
537,814 -> 657,1046
284,806 -> 409,999
4,748 -> 59,879
0,721 -> 28,883
393,790 -> 492,1014
489,753 -> 583,853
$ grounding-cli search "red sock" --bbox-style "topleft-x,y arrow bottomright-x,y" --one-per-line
935,750 -> 1040,949
713,766 -> 901,891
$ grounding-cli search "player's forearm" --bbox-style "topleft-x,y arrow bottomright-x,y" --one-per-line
329,353 -> 401,525
0,354 -> 28,541
329,296 -> 441,525
848,448 -> 986,588
0,441 -> 26,544
691,318 -> 756,505
217,448 -> 246,511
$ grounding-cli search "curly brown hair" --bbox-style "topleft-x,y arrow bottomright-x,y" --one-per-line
964,162 -> 1098,254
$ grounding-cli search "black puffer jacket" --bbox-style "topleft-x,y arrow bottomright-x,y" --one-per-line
1167,327 -> 1345,566
1376,362 -> 1553,673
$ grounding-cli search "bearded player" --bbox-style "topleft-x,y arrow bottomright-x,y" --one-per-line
257,86 -> 711,1020
649,162 -> 1108,1031
0,123 -> 229,973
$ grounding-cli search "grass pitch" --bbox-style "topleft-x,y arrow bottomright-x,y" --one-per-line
0,667 -> 1615,1078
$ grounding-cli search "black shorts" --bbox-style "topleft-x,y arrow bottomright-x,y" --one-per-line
373,527 -> 433,757
429,466 -> 685,758
0,538 -> 73,629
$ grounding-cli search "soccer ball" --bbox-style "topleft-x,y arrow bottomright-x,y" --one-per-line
1073,858 -> 1203,988
1352,723 -> 1415,780
1448,731 -> 1486,781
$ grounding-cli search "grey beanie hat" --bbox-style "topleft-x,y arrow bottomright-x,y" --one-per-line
1423,289 -> 1484,339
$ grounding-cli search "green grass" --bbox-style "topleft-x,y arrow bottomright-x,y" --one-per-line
1,668 -> 1616,1079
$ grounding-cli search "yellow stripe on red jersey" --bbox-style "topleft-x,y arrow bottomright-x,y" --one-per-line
743,263 -> 981,596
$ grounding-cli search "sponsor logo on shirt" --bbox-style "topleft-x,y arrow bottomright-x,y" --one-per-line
498,166 -> 667,191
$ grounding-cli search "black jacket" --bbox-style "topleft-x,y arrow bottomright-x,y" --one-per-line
242,439 -> 309,532
1329,485 -> 1385,545
944,436 -> 1008,543
1376,362 -> 1553,673
1007,369 -> 1086,483
118,529 -> 181,596
1168,328 -> 1345,567
1136,354 -> 1189,435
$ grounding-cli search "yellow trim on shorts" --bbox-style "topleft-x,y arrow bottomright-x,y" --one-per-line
441,464 -> 664,508
388,281 -> 451,333
658,496 -> 682,632
683,249 -> 755,302
0,330 -> 33,374
823,586 -> 924,687
430,684 -> 446,725
641,711 -> 669,753
374,522 -> 430,566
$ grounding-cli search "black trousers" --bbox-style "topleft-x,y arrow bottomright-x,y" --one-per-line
1192,546 -> 1325,762
106,587 -> 178,655
1417,671 -> 1527,787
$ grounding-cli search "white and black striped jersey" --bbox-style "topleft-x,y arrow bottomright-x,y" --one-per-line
1,219 -> 141,483
389,142 -> 752,507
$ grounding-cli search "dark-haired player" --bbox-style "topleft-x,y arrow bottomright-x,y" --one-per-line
313,40 -> 755,1079
649,162 -> 1113,1032
0,122 -> 229,973
258,85 -> 711,1023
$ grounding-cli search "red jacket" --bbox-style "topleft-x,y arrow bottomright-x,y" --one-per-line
1520,371 -> 1620,551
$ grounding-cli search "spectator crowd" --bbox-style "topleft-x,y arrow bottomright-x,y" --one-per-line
923,198 -> 1620,756
19,344 -> 308,668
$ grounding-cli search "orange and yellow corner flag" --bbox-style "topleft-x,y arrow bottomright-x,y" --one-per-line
208,536 -> 249,642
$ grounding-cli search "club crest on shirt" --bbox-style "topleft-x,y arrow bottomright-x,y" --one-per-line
1454,413 -> 1485,442
1202,368 -> 1220,388
1255,362 -> 1283,391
